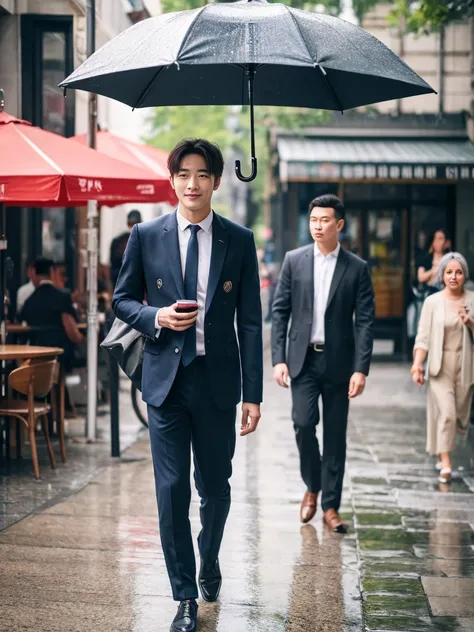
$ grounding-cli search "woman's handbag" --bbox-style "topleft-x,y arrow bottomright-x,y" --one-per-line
101,316 -> 144,391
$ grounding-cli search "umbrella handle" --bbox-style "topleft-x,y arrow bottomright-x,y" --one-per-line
235,66 -> 258,183
235,156 -> 257,182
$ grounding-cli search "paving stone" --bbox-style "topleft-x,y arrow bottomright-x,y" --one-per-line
427,597 -> 474,617
356,512 -> 403,527
364,614 -> 459,631
414,545 -> 474,559
361,577 -> 424,595
421,576 -> 474,599
363,594 -> 430,617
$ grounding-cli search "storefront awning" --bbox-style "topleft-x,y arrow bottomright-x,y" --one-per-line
277,137 -> 474,182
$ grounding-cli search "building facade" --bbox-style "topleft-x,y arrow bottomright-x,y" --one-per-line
269,7 -> 474,358
0,0 -> 162,310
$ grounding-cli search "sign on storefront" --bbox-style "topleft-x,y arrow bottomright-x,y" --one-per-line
286,162 -> 474,181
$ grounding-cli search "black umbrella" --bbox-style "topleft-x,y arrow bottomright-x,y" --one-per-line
60,0 -> 435,182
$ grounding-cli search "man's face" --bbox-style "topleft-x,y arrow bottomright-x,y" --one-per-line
170,153 -> 220,215
27,265 -> 36,283
309,206 -> 344,247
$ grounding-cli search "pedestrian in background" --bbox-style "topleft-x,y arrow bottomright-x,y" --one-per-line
113,139 -> 263,632
109,209 -> 143,286
412,252 -> 474,484
416,228 -> 450,293
16,258 -> 38,314
271,194 -> 375,533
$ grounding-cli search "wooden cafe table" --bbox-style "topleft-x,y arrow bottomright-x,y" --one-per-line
0,345 -> 65,461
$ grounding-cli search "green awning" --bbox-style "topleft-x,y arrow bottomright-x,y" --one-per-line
276,137 -> 474,182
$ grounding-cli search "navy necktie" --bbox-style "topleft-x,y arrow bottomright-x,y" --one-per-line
182,224 -> 201,366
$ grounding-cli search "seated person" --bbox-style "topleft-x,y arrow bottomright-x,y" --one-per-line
16,259 -> 38,314
19,259 -> 84,371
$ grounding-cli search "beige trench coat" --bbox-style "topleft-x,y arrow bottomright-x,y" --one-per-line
414,290 -> 474,452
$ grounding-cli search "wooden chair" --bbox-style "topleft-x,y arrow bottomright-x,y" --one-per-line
0,360 -> 58,479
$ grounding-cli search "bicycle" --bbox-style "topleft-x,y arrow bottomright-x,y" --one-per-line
131,384 -> 148,428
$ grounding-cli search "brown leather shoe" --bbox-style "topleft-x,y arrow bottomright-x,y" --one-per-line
300,490 -> 319,523
323,509 -> 348,534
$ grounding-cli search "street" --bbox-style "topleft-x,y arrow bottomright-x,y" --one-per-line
0,349 -> 473,631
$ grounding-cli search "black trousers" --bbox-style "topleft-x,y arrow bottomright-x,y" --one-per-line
147,357 -> 236,601
291,348 -> 349,512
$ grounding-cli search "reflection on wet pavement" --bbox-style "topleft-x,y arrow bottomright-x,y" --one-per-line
0,358 -> 473,630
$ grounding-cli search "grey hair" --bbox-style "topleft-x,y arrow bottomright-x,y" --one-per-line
435,252 -> 470,287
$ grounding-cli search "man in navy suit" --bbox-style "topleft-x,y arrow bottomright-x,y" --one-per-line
113,139 -> 263,632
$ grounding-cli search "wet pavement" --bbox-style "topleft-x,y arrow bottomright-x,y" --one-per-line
1,350 -> 474,631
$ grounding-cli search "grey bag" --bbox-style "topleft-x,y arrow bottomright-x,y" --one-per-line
101,317 -> 144,391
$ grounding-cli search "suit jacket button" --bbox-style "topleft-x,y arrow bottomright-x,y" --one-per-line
175,347 -> 180,354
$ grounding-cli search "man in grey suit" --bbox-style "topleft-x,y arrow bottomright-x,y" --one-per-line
271,194 -> 375,533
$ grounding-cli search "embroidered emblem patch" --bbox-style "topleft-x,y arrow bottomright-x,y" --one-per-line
157,279 -> 163,289
223,281 -> 232,293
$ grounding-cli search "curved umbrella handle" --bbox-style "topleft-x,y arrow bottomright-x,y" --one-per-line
235,157 -> 258,182
235,66 -> 258,183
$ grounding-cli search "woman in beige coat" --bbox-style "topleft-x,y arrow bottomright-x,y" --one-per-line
412,252 -> 474,483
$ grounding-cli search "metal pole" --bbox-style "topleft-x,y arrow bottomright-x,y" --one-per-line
439,24 -> 445,116
0,201 -> 5,347
86,0 -> 98,442
0,91 -> 7,347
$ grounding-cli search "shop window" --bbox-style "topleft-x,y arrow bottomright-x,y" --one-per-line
42,32 -> 67,135
21,15 -> 75,287
344,183 -> 406,201
412,184 -> 448,203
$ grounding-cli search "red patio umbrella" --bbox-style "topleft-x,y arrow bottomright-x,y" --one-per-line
72,131 -> 176,205
0,110 -> 168,207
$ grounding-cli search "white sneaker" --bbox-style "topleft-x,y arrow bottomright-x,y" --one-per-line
438,468 -> 452,484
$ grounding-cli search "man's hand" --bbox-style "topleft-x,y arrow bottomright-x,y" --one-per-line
240,403 -> 261,436
158,303 -> 198,331
274,363 -> 290,388
348,372 -> 366,399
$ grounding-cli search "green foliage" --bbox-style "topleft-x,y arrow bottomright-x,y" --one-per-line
390,0 -> 474,34
146,104 -> 329,210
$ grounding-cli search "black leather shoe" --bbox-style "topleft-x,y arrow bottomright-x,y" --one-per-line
170,599 -> 198,632
199,559 -> 222,602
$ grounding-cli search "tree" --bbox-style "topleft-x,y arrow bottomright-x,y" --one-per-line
390,0 -> 474,34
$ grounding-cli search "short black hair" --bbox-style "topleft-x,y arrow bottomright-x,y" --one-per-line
168,138 -> 224,179
127,209 -> 142,227
34,258 -> 55,276
309,194 -> 345,222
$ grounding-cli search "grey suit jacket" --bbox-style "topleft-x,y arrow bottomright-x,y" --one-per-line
271,244 -> 375,383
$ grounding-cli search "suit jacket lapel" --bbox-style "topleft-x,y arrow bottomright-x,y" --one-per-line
206,213 -> 228,314
326,247 -> 348,309
161,211 -> 184,298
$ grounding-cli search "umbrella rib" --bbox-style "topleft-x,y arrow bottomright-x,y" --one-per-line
315,64 -> 344,114
14,126 -> 65,175
134,4 -> 208,110
285,6 -> 344,113
133,66 -> 165,110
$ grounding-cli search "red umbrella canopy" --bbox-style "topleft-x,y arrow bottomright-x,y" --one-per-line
72,131 -> 176,205
0,110 -> 169,207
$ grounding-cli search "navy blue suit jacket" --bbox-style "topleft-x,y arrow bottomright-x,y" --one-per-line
112,211 -> 263,410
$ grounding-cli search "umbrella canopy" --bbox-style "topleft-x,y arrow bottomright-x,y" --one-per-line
60,0 -> 435,181
0,111 -> 166,206
72,131 -> 176,205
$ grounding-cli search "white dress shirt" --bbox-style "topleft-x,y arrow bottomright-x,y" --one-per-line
155,209 -> 213,356
17,280 -> 35,313
310,242 -> 340,344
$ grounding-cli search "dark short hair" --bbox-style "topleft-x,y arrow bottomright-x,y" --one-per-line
127,210 -> 142,226
168,138 -> 224,179
309,194 -> 345,222
35,258 -> 55,276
